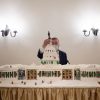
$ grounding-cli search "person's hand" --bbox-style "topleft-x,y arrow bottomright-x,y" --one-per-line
42,39 -> 50,48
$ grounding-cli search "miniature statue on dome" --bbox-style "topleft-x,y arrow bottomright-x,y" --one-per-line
37,31 -> 70,65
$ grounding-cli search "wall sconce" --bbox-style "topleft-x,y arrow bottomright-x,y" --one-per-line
83,28 -> 99,37
1,25 -> 17,37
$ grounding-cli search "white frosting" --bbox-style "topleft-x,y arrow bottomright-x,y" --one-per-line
41,44 -> 59,64
0,64 -> 100,87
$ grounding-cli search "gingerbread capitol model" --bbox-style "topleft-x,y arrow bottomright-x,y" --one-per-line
0,32 -> 100,87
40,31 -> 60,65
41,40 -> 59,65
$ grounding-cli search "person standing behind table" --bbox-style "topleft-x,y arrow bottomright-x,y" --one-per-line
37,36 -> 70,65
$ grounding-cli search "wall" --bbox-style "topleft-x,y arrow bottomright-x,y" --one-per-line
0,0 -> 100,65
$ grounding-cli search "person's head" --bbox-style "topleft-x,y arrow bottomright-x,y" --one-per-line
42,37 -> 60,50
51,37 -> 59,51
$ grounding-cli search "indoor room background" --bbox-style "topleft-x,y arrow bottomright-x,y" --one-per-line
0,0 -> 100,65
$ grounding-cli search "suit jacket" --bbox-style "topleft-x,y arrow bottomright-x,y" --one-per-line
37,49 -> 69,65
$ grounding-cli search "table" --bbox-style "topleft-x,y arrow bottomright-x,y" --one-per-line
0,87 -> 100,100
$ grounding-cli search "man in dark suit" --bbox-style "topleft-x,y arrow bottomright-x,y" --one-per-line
37,36 -> 70,65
